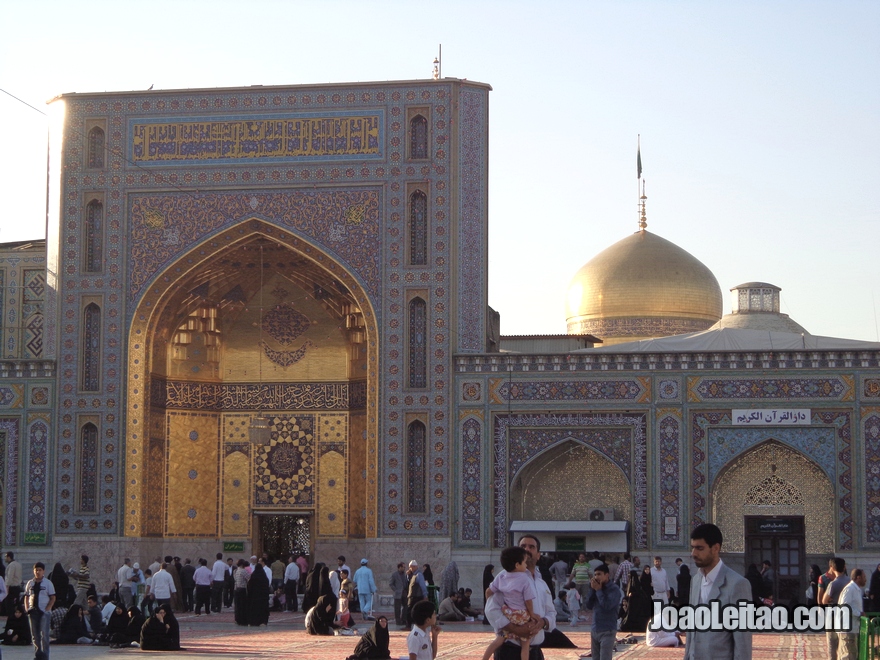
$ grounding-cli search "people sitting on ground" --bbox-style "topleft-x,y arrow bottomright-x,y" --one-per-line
56,604 -> 93,644
102,602 -> 128,646
139,603 -> 180,650
85,594 -> 104,637
50,603 -> 69,640
3,604 -> 31,645
457,588 -> 480,617
271,587 -> 286,612
646,616 -> 684,647
553,590 -> 571,621
306,594 -> 343,636
438,591 -> 466,621
99,595 -> 116,626
140,606 -> 174,650
346,615 -> 391,659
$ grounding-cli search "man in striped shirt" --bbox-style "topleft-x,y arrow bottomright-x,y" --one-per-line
69,554 -> 91,607
613,553 -> 633,589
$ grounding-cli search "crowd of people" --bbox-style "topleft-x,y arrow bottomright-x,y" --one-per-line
3,535 -> 874,660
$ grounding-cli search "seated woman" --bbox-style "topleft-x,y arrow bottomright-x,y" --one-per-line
346,615 -> 391,659
140,607 -> 175,651
121,607 -> 146,647
55,604 -> 92,644
306,594 -> 342,636
102,603 -> 129,646
3,605 -> 31,645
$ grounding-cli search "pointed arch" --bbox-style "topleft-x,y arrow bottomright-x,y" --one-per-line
124,219 -> 379,539
510,439 -> 632,522
711,440 -> 834,554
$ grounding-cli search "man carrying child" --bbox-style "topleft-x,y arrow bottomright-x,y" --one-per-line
484,534 -> 556,660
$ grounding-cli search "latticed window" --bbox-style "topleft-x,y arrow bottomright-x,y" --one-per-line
406,421 -> 426,513
81,304 -> 101,391
409,191 -> 428,266
79,423 -> 98,512
408,298 -> 427,388
88,127 -> 105,169
85,200 -> 103,272
410,115 -> 428,159
745,474 -> 804,506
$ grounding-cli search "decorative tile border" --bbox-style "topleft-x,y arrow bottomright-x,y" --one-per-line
656,409 -> 683,544
459,415 -> 482,543
687,376 -> 854,402
0,418 -> 19,546
488,378 -> 649,404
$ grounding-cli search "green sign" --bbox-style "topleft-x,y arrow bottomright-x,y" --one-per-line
24,532 -> 47,545
556,536 -> 585,552
223,541 -> 245,552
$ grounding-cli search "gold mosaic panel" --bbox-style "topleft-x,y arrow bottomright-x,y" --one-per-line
317,450 -> 346,536
222,450 -> 250,537
712,442 -> 834,554
511,443 -> 632,522
223,414 -> 251,443
349,412 -> 367,537
166,412 -> 220,536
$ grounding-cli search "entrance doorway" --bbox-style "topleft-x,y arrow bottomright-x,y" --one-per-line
256,515 -> 311,559
744,516 -> 805,605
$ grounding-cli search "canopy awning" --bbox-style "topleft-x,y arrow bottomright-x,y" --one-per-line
509,520 -> 629,553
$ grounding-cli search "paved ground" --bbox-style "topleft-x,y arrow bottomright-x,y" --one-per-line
0,609 -> 828,659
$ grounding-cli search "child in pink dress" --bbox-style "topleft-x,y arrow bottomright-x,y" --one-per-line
482,546 -> 540,660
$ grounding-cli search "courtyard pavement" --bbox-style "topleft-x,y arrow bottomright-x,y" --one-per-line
0,608 -> 828,659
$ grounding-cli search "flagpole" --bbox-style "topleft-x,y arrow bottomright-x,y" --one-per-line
637,134 -> 642,231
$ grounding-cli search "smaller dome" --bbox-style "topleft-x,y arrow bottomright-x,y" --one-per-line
710,282 -> 808,334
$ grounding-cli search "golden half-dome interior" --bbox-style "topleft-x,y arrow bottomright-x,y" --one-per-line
566,230 -> 722,345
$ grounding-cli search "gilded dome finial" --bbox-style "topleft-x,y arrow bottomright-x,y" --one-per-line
638,179 -> 647,231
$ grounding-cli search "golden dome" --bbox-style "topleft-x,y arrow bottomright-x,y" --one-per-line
566,230 -> 722,345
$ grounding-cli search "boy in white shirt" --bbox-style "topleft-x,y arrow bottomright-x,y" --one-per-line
408,600 -> 440,660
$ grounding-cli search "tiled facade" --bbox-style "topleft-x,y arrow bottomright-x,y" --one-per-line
0,78 -> 878,596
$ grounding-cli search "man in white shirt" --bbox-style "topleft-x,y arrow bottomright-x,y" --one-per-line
284,555 -> 300,612
24,562 -> 56,660
485,534 -> 556,660
211,553 -> 226,613
4,551 -> 22,615
650,557 -> 671,604
548,556 -> 568,594
839,568 -> 867,660
150,562 -> 177,608
193,558 -> 213,615
116,558 -> 134,609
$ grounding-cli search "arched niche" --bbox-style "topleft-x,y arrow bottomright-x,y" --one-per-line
124,221 -> 379,541
510,440 -> 632,523
711,440 -> 834,554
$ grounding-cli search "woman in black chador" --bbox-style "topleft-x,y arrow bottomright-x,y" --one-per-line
305,594 -> 342,636
346,615 -> 391,659
246,564 -> 271,626
620,570 -> 651,632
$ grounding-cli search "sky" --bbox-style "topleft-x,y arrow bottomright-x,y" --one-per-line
1,0 -> 878,341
